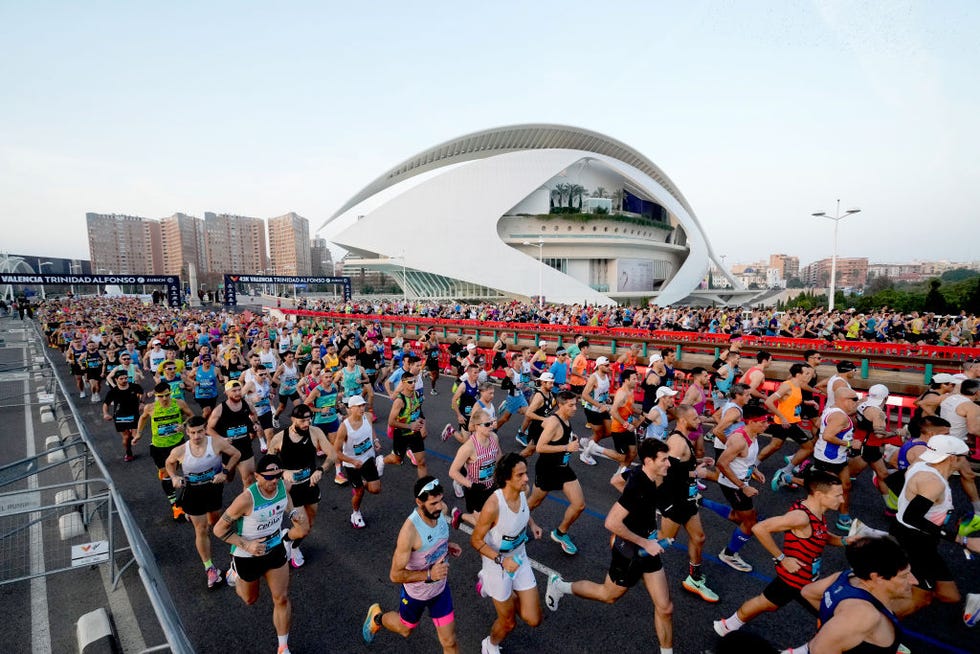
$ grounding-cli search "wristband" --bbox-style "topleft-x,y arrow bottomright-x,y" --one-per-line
425,567 -> 433,583
773,553 -> 785,564
222,467 -> 231,475
493,553 -> 503,565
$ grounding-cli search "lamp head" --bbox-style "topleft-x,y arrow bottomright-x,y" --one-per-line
811,212 -> 827,217
845,208 -> 861,215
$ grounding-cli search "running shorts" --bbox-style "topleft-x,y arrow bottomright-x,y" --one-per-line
398,584 -> 454,629
534,464 -> 577,492
503,394 -> 527,415
393,431 -> 425,458
608,547 -> 662,588
480,557 -> 535,602
889,522 -> 951,591
344,457 -> 380,488
720,484 -> 755,512
464,482 -> 496,514
179,481 -> 223,516
234,544 -> 288,582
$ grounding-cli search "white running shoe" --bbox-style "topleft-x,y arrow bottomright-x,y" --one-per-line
225,562 -> 238,587
713,618 -> 737,636
847,517 -> 889,541
90,392 -> 100,403
259,436 -> 268,453
80,390 -> 86,399
453,480 -> 465,498
545,574 -> 565,611
579,439 -> 597,466
481,636 -> 500,654
375,455 -> 385,477
351,511 -> 366,529
441,423 -> 455,442
964,592 -> 980,627
290,546 -> 304,568
719,549 -> 753,573
272,415 -> 280,429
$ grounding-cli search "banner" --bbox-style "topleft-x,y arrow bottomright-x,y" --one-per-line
0,273 -> 181,308
223,274 -> 352,306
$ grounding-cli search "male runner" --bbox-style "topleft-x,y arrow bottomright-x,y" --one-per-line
939,378 -> 980,512
214,455 -> 309,654
136,381 -> 194,520
569,340 -> 590,397
811,387 -> 861,531
582,368 -> 640,468
187,354 -> 221,419
165,416 -> 240,587
516,372 -> 556,451
362,476 -> 463,653
272,350 -> 301,426
385,372 -> 429,478
764,364 -> 817,486
102,368 -> 143,461
496,353 -> 529,434
470,453 -> 543,654
545,438 -> 675,654
527,390 -> 586,555
710,383 -> 752,446
714,469 -> 844,636
738,351 -> 771,402
579,356 -> 614,462
208,379 -> 262,488
335,395 -> 383,528
645,386 -> 679,443
823,360 -> 858,412
80,339 -> 106,403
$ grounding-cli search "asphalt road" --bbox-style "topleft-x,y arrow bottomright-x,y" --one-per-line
29,336 -> 980,654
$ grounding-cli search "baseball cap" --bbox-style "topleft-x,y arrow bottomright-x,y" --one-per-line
917,435 -> 969,464
200,354 -> 212,362
656,387 -> 678,400
836,361 -> 857,372
931,373 -> 956,384
291,404 -> 313,418
649,353 -> 663,362
863,384 -> 889,406
224,380 -> 242,390
151,339 -> 161,345
255,454 -> 284,475
596,356 -> 610,366
539,372 -> 555,382
112,368 -> 128,378
346,395 -> 367,407
539,341 -> 548,348
466,343 -> 476,350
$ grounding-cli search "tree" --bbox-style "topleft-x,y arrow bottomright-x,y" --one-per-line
569,184 -> 586,210
786,277 -> 804,289
866,275 -> 895,294
612,189 -> 624,211
940,268 -> 979,283
592,187 -> 608,198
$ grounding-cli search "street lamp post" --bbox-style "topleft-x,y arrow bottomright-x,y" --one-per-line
811,199 -> 861,311
522,238 -> 545,309
37,260 -> 53,299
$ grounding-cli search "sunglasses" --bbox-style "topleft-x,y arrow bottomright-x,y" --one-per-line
480,421 -> 494,428
154,392 -> 171,398
258,472 -> 282,480
417,478 -> 442,498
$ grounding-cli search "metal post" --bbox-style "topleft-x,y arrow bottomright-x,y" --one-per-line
830,210 -> 839,311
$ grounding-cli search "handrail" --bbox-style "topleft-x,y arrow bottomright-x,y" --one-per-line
33,324 -> 194,654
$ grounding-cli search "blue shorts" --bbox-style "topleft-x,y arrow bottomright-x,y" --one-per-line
503,394 -> 528,415
313,417 -> 340,434
398,584 -> 454,629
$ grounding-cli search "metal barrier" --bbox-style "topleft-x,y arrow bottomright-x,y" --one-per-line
30,323 -> 194,654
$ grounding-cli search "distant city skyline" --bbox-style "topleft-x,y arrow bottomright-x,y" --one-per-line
3,4 -> 978,263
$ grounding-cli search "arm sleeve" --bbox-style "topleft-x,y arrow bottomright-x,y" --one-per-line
903,494 -> 956,541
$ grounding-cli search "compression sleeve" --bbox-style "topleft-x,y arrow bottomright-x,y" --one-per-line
903,494 -> 956,541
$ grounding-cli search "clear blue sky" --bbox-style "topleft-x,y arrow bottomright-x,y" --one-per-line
2,1 -> 977,265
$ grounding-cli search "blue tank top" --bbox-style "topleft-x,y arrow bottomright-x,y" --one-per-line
818,570 -> 900,653
194,365 -> 218,399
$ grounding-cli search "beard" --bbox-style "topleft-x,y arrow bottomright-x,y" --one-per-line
294,425 -> 310,438
422,505 -> 442,521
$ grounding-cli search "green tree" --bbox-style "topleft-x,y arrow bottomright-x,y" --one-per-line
940,268 -> 979,283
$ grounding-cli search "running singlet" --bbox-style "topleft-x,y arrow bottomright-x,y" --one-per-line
151,401 -> 184,448
162,375 -> 184,400
404,511 -> 449,600
231,480 -> 288,558
814,407 -> 854,465
341,417 -> 375,467
720,401 -> 745,438
896,461 -> 952,531
538,415 -> 573,470
340,366 -> 365,397
780,500 -> 829,588
182,437 -> 222,484
395,393 -> 423,437
312,384 -> 339,425
457,379 -> 479,421
662,432 -> 698,502
484,489 -> 529,558
775,384 -> 803,424
279,427 -> 318,482
279,363 -> 299,395
216,401 -> 253,441
818,571 -> 900,654
585,373 -> 611,408
645,406 -> 669,441
251,381 -> 272,416
718,428 -> 759,489
465,434 -> 499,488
527,391 -> 556,442
610,393 -> 635,433
194,365 -> 218,399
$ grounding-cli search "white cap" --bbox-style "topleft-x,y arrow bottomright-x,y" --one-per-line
863,384 -> 889,406
595,356 -> 610,366
538,341 -> 548,348
346,395 -> 367,407
539,372 -> 555,382
931,373 -> 956,384
656,387 -> 678,400
918,435 -> 969,464
952,373 -> 968,382
649,353 -> 663,362
466,343 -> 476,350
151,339 -> 161,345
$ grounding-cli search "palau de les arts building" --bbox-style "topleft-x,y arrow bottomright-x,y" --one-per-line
320,124 -> 757,306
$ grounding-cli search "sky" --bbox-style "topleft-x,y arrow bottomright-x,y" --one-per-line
2,1 -> 978,266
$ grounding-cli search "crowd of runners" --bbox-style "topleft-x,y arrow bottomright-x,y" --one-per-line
29,295 -> 980,653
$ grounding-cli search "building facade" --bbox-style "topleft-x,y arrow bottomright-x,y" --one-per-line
86,212 -> 163,274
161,212 -> 208,279
310,238 -> 333,276
769,253 -> 800,281
203,212 -> 269,275
801,257 -> 869,289
268,212 -> 311,276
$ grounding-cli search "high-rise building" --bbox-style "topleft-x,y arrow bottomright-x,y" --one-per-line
161,213 -> 207,279
203,212 -> 268,275
268,212 -> 311,275
801,257 -> 868,288
86,212 -> 163,274
769,253 -> 800,281
310,237 -> 333,276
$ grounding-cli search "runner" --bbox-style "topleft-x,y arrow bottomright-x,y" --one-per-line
362,476 -> 463,653
165,416 -> 241,588
267,403 -> 335,567
527,390 -> 586,555
545,438 -> 675,654
337,351 -> 374,415
517,372 -> 556,452
213,455 -> 309,654
763,364 -> 817,487
714,469 -> 845,636
738,351 -> 771,402
385,372 -> 429,478
680,367 -> 711,452
645,386 -> 679,443
580,356 -> 614,461
187,353 -> 222,419
335,396 -> 383,528
424,334 -> 442,395
811,387 -> 861,531
496,353 -> 529,437
939,378 -> 980,512
569,341 -> 590,396
208,379 -> 262,488
272,350 -> 301,425
444,364 -> 481,443
80,339 -> 106,403
823,360 -> 858,412
101,367 -> 144,461
582,367 -> 640,469
304,370 -> 345,485
470,452 -> 543,654
709,383 -> 751,446
242,368 -> 276,455
135,381 -> 195,520
448,407 -> 501,528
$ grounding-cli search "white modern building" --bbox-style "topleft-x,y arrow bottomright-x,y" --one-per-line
320,124 -> 752,305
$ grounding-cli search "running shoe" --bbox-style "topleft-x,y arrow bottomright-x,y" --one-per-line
703,432 -> 714,443
497,400 -> 507,415
375,455 -> 385,477
835,514 -> 852,532
682,575 -> 719,602
290,546 -> 304,568
123,454 -> 134,462
481,636 -> 500,654
847,517 -> 889,541
172,504 -> 186,522
259,437 -> 268,454
351,511 -> 366,529
578,440 -> 597,466
515,431 -> 529,448
550,529 -> 578,555
362,603 -> 382,643
334,470 -> 348,485
90,392 -> 100,403
441,423 -> 455,442
718,549 -> 752,573
451,507 -> 463,530
453,480 -> 465,498
430,388 -> 438,396
206,566 -> 222,589
406,449 -> 419,466
713,618 -> 737,637
545,574 -> 565,611
272,415 -> 280,429
80,390 -> 87,399
277,646 -> 291,654
226,561 -> 238,587
283,537 -> 293,562
958,513 -> 980,539
964,592 -> 980,627
476,569 -> 487,598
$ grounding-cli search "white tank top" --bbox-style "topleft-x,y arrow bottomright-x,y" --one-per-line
232,481 -> 288,558
824,375 -> 851,410
341,416 -> 375,465
181,437 -> 222,484
815,407 -> 854,464
940,394 -> 970,442
718,428 -> 759,489
591,373 -> 611,404
897,461 -> 952,530
259,350 -> 277,370
485,489 -> 529,558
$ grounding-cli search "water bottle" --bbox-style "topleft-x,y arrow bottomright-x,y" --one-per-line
506,554 -> 523,577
